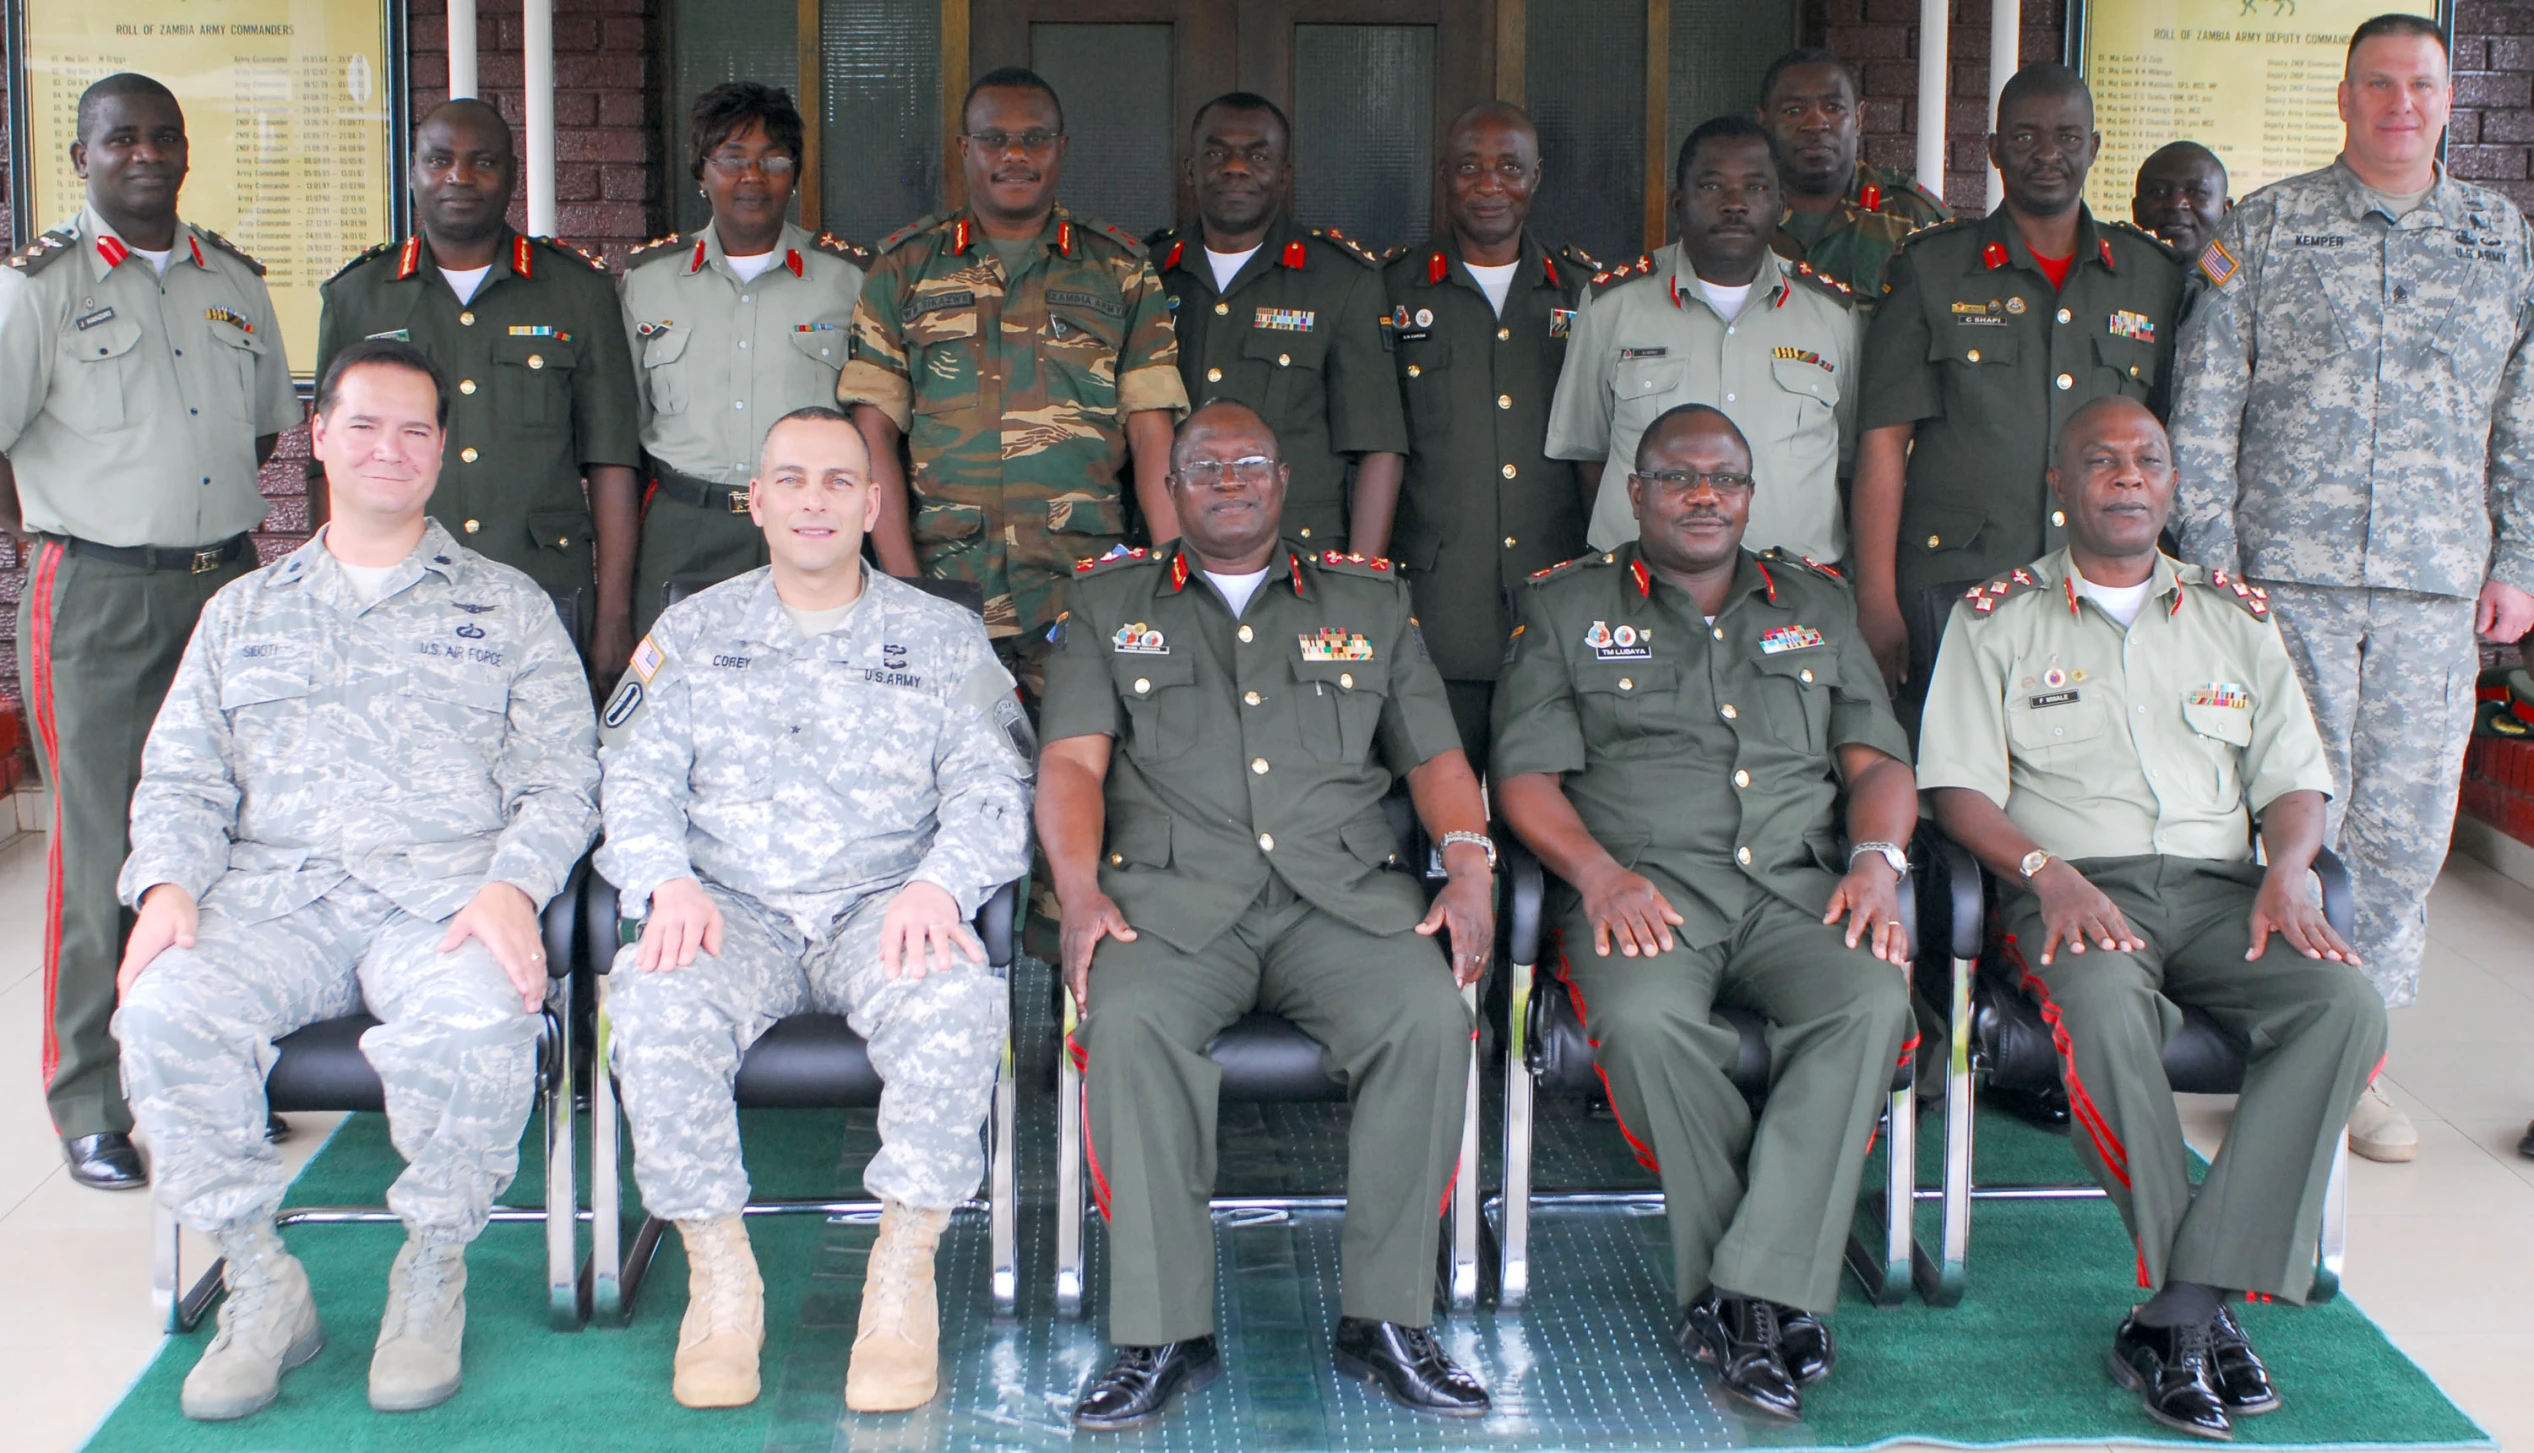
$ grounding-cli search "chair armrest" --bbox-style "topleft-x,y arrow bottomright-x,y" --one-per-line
1912,825 -> 1986,965
1506,836 -> 1545,966
977,880 -> 1018,969
540,855 -> 591,983
2312,845 -> 2354,940
584,871 -> 623,974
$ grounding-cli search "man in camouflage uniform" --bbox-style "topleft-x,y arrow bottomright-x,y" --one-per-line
597,407 -> 1031,1413
840,66 -> 1187,696
2169,16 -> 2534,1162
112,341 -> 599,1421
1758,48 -> 1950,312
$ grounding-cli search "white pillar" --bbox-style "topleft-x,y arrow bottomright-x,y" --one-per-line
1987,0 -> 2019,211
447,0 -> 478,99
523,0 -> 557,236
1917,0 -> 1949,205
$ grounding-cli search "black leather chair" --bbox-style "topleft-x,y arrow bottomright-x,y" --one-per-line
1054,792 -> 1488,1316
155,856 -> 592,1333
1496,839 -> 1924,1310
1908,831 -> 2357,1306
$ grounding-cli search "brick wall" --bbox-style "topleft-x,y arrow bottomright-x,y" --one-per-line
1822,0 -> 2068,211
2449,1 -> 2534,217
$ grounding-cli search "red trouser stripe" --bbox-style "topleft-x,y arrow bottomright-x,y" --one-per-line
1550,933 -> 1662,1172
28,541 -> 65,1100
1066,1034 -> 1115,1221
2004,934 -> 2132,1190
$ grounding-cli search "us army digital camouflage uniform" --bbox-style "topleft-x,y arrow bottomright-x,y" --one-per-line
595,569 -> 1033,1217
2169,160 -> 2534,1007
1769,160 -> 1952,314
113,522 -> 600,1240
837,206 -> 1189,669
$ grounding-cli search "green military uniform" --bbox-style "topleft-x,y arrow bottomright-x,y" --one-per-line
315,228 -> 641,629
1379,233 -> 1596,768
839,206 -> 1187,672
1917,550 -> 2385,1300
1858,207 -> 2185,679
618,222 -> 869,637
0,209 -> 295,1138
1147,217 -> 1403,545
1770,160 -> 1951,313
1043,540 -> 1473,1346
1492,543 -> 1913,1313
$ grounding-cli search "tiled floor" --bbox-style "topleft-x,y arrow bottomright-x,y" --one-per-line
4,826 -> 2532,1452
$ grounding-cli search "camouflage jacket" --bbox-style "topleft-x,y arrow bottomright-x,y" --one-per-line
2169,160 -> 2534,599
1769,160 -> 1952,310
594,568 -> 1034,932
837,206 -> 1189,640
120,521 -> 600,923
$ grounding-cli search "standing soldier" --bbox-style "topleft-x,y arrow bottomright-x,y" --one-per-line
316,99 -> 642,673
2169,15 -> 2534,1162
1758,47 -> 1950,311
1351,101 -> 1594,771
0,74 -> 296,1190
1148,92 -> 1405,548
2131,141 -> 2230,259
841,67 -> 1187,698
621,83 -> 868,639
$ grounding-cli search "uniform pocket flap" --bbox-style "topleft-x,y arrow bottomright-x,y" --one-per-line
787,324 -> 848,366
1932,326 -> 2015,365
219,652 -> 313,708
2181,695 -> 2255,747
1291,656 -> 1390,694
494,335 -> 578,370
1751,647 -> 1836,684
1906,504 -> 1990,557
1769,354 -> 1841,404
912,499 -> 983,541
1398,335 -> 1452,372
400,669 -> 511,714
2007,694 -> 2108,750
66,315 -> 143,362
2094,331 -> 2159,386
1340,812 -> 1403,868
641,326 -> 691,368
1574,659 -> 1677,695
1613,357 -> 1686,399
1105,808 -> 1172,868
1048,493 -> 1127,540
1110,649 -> 1197,694
527,507 -> 591,553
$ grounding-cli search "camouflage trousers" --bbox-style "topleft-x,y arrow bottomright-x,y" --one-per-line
2257,581 -> 2479,1008
112,880 -> 543,1241
607,882 -> 1008,1220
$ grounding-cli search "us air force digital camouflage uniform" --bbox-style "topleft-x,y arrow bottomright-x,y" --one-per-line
2169,160 -> 2534,1006
112,522 -> 600,1238
1769,160 -> 1952,314
595,570 -> 1033,1217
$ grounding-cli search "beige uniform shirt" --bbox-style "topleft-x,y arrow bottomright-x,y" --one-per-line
1545,243 -> 1859,561
1916,549 -> 2334,863
619,222 -> 867,487
0,207 -> 296,547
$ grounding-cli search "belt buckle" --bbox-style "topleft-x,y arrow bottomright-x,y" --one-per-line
189,547 -> 222,575
725,488 -> 753,514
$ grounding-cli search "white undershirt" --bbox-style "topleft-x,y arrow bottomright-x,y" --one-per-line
132,246 -> 174,277
1465,260 -> 1519,316
1207,567 -> 1272,617
2077,574 -> 2154,627
441,265 -> 492,304
1696,277 -> 1754,318
1207,246 -> 1260,293
727,250 -> 779,283
783,589 -> 865,637
337,561 -> 397,604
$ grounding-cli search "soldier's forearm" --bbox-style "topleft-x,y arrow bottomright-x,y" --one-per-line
1404,748 -> 1487,845
2255,790 -> 2330,878
590,464 -> 639,614
1840,751 -> 1920,853
1578,458 -> 1607,519
1929,785 -> 2048,886
1127,409 -> 1179,545
1035,740 -> 1113,903
1496,771 -> 1626,891
1349,452 -> 1404,558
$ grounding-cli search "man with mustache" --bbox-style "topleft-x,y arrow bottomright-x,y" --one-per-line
2131,141 -> 2230,259
1758,47 -> 1951,312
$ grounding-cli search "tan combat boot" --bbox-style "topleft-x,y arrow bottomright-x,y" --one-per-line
843,1200 -> 952,1412
673,1214 -> 765,1408
181,1222 -> 324,1421
368,1232 -> 468,1411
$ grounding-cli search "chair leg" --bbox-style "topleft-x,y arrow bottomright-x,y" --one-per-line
1844,1085 -> 1915,1307
1055,999 -> 1087,1320
1446,981 -> 1482,1311
543,1001 -> 583,1330
2310,1129 -> 2350,1304
989,996 -> 1019,1319
1498,958 -> 1536,1310
588,977 -> 628,1325
1913,950 -> 1975,1307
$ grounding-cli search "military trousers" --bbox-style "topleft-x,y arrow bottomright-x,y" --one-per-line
1075,877 -> 1473,1345
608,882 -> 1008,1220
1999,856 -> 2386,1301
20,538 -> 252,1137
1555,885 -> 1911,1313
2257,581 -> 2478,1008
112,880 -> 543,1241
631,488 -> 769,641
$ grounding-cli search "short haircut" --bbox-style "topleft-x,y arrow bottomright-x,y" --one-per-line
689,81 -> 805,180
416,97 -> 513,154
2137,140 -> 2225,184
2053,394 -> 2167,472
1675,114 -> 1778,192
1758,48 -> 1856,108
317,340 -> 451,428
76,73 -> 181,142
2348,12 -> 2448,63
964,66 -> 1064,133
1193,90 -> 1292,147
1171,397 -> 1276,469
1635,402 -> 1749,470
1996,63 -> 2093,123
758,404 -> 864,468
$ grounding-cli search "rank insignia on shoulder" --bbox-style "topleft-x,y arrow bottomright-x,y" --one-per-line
1075,545 -> 1152,573
1584,620 -> 1651,660
629,635 -> 666,683
2205,569 -> 2272,617
1300,628 -> 1375,661
1112,622 -> 1167,654
1759,624 -> 1825,654
1318,549 -> 1392,572
1963,569 -> 2040,614
2197,239 -> 2240,289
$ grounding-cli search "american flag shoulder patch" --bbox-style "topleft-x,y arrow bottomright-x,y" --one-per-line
2197,239 -> 2240,289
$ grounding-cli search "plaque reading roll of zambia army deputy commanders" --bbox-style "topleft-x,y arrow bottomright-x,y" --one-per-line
2071,0 -> 2444,219
7,0 -> 403,377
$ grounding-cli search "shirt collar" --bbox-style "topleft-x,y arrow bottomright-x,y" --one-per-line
1977,202 -> 2112,278
80,205 -> 208,278
1170,213 -> 1304,295
1662,243 -> 1792,315
694,220 -> 810,280
2039,547 -> 2187,619
1163,539 -> 1312,600
1425,230 -> 1559,294
2331,155 -> 2465,225
277,519 -> 466,605
731,566 -> 884,655
393,227 -> 528,287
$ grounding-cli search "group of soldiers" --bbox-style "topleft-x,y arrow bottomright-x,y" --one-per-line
0,4 -> 2520,1439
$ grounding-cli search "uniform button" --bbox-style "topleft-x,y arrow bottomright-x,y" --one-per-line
1503,535 -> 1517,549
1258,833 -> 1275,852
738,340 -> 749,349
459,379 -> 477,395
1496,394 -> 1512,409
1299,526 -> 1313,538
1501,463 -> 1517,479
527,354 -> 545,370
1276,353 -> 1290,367
1252,758 -> 1270,774
461,447 -> 479,463
1618,677 -> 1634,691
1711,626 -> 1724,640
1339,672 -> 1354,689
1724,393 -> 1735,402
1244,690 -> 1261,706
2055,373 -> 2074,390
2051,510 -> 2066,527
2128,364 -> 2140,377
1206,367 -> 1223,382
463,518 -> 481,533
1965,348 -> 1981,363
2055,307 -> 2072,324
1110,853 -> 1125,865
1720,703 -> 1738,720
1799,668 -> 1814,683
1733,769 -> 1750,788
1238,624 -> 1254,643
459,311 -> 475,326
1214,301 -> 1230,316
1496,326 -> 1511,341
1735,845 -> 1753,865
734,401 -> 745,409
1134,677 -> 1151,694
1406,364 -> 1422,378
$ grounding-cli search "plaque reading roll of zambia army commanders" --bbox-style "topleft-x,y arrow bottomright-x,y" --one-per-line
2071,0 -> 2445,219
7,0 -> 403,377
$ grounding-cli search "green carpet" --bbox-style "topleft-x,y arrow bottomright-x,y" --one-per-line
78,961 -> 2491,1452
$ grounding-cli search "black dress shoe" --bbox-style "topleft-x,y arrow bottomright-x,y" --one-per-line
1990,1081 -> 2072,1130
266,1112 -> 292,1144
2208,1306 -> 2280,1414
1332,1317 -> 1490,1417
63,1132 -> 146,1190
1775,1304 -> 1835,1386
2108,1312 -> 2233,1441
1677,1293 -> 1802,1419
1073,1338 -> 1219,1432
2517,1119 -> 2534,1159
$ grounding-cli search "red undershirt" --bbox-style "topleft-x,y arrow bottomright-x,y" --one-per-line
2033,250 -> 2075,290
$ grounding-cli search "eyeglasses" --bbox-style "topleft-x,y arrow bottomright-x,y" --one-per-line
1632,469 -> 1755,498
966,129 -> 1063,154
1176,455 -> 1280,486
704,152 -> 798,179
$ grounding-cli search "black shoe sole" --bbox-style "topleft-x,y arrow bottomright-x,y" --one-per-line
1330,1349 -> 1490,1418
1072,1358 -> 1220,1433
66,1166 -> 148,1191
2223,1390 -> 2282,1416
2106,1351 -> 2233,1441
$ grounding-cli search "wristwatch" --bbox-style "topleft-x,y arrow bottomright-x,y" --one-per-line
2019,848 -> 2054,879
1849,841 -> 1908,876
1439,830 -> 1498,869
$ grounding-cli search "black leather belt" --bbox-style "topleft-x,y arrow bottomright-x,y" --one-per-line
55,531 -> 252,575
650,464 -> 752,514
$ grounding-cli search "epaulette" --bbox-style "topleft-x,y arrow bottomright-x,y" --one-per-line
2105,218 -> 2182,262
1758,546 -> 1846,583
1559,243 -> 1603,278
1959,566 -> 2045,617
877,212 -> 947,255
1589,254 -> 1657,293
327,239 -> 401,284
1892,216 -> 1975,252
4,228 -> 77,277
1791,260 -> 1854,300
810,232 -> 872,265
1309,227 -> 1384,268
1524,550 -> 1618,585
1068,214 -> 1149,260
625,231 -> 687,264
534,235 -> 612,273
1143,224 -> 1180,252
1071,546 -> 1159,575
2197,569 -> 2274,620
1313,548 -> 1395,576
196,227 -> 267,277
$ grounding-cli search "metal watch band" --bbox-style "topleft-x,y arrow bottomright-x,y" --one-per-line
1849,840 -> 1908,875
1438,831 -> 1498,868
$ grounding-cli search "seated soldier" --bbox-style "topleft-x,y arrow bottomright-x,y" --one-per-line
1494,403 -> 1915,1419
1038,400 -> 1496,1430
596,406 -> 1032,1412
1922,395 -> 2386,1441
113,340 -> 601,1420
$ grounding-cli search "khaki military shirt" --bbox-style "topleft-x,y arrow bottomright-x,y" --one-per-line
120,519 -> 600,923
1380,233 -> 1596,681
314,229 -> 641,596
839,207 -> 1188,642
1150,216 -> 1405,544
1917,549 -> 2333,864
1770,160 -> 1952,312
1493,544 -> 1908,947
2170,160 -> 2534,600
0,207 -> 296,548
619,222 -> 869,487
1546,244 -> 1860,561
1039,540 -> 1463,954
1859,207 -> 2185,600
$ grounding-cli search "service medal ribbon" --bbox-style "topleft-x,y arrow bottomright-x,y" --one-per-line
1759,624 -> 1825,654
203,307 -> 253,333
1254,307 -> 1317,332
1298,628 -> 1374,661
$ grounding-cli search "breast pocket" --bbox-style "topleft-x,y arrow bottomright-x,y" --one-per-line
1610,356 -> 1687,443
2006,692 -> 2110,756
57,316 -> 143,431
1291,656 -> 1389,764
785,321 -> 850,392
2179,695 -> 2253,805
1114,651 -> 1199,763
397,664 -> 512,761
1574,659 -> 1680,753
641,325 -> 693,414
1044,303 -> 1126,414
220,649 -> 314,757
1767,355 -> 1841,446
2093,331 -> 2160,400
494,336 -> 577,433
1752,649 -> 1836,754
1243,323 -> 1331,421
210,320 -> 269,426
1399,335 -> 1453,440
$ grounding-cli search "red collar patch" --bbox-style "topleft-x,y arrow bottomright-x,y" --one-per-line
1164,239 -> 1184,272
785,248 -> 804,278
952,217 -> 973,255
689,238 -> 708,274
395,235 -> 422,280
1541,255 -> 1560,288
1859,182 -> 1883,212
1755,559 -> 1778,604
2098,237 -> 2118,269
188,235 -> 206,269
1169,549 -> 1190,592
1629,558 -> 1652,598
1289,550 -> 1307,597
1282,239 -> 1308,270
1982,240 -> 2009,270
513,235 -> 535,279
1059,221 -> 1074,258
95,234 -> 130,269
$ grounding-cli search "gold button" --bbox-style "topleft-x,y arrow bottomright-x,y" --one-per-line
1339,672 -> 1354,689
1110,853 -> 1124,865
1926,534 -> 1941,548
459,378 -> 477,395
528,354 -> 545,370
1407,364 -> 1422,378
1799,668 -> 1814,683
558,536 -> 570,547
1277,353 -> 1290,367
1503,536 -> 1517,549
1214,301 -> 1230,315
1134,677 -> 1151,694
1618,677 -> 1634,691
463,518 -> 481,533
1238,624 -> 1254,643
2055,307 -> 2072,324
1496,394 -> 1512,409
1736,845 -> 1753,865
1206,367 -> 1222,383
1244,690 -> 1261,706
1720,703 -> 1738,720
1252,758 -> 1270,774
1733,769 -> 1750,788
1501,464 -> 1517,479
1496,326 -> 1510,341
1711,627 -> 1724,640
461,447 -> 479,463
459,310 -> 475,326
1258,833 -> 1275,852
2129,364 -> 2140,377
2051,510 -> 2066,527
2055,372 -> 2074,390
1965,348 -> 1981,363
